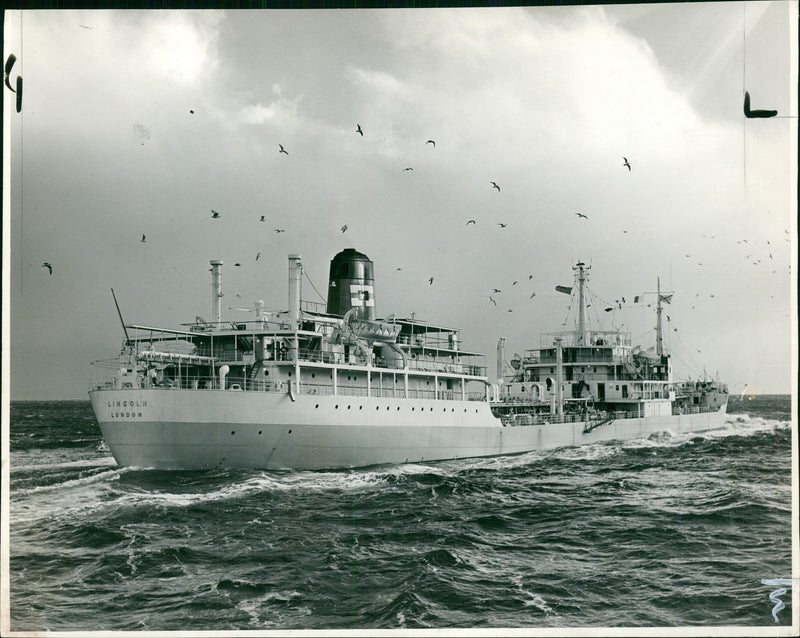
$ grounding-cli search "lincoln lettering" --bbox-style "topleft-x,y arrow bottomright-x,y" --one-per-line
107,400 -> 147,408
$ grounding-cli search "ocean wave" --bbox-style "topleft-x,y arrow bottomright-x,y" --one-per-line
13,467 -> 127,496
11,457 -> 118,473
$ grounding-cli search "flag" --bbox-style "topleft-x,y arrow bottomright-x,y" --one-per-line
660,294 -> 673,304
634,295 -> 640,303
604,307 -> 613,312
555,285 -> 572,295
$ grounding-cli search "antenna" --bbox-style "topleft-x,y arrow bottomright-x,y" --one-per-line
110,288 -> 130,343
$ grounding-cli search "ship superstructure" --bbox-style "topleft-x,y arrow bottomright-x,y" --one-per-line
493,262 -> 728,428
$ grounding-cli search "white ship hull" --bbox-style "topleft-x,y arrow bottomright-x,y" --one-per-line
89,388 -> 728,470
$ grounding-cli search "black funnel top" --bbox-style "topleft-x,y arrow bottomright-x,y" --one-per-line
327,249 -> 375,319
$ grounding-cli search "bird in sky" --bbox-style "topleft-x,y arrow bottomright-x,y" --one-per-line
489,296 -> 497,305
466,220 -> 476,226
530,292 -> 536,299
743,91 -> 777,118
528,275 -> 534,280
497,223 -> 507,228
259,215 -> 266,222
426,139 -> 435,147
576,212 -> 588,220
341,225 -> 348,233
623,157 -> 631,171
356,124 -> 363,136
211,210 -> 221,219
493,288 -> 502,294
429,277 -> 434,285
256,252 -> 262,261
512,281 -> 518,286
403,167 -> 413,171
275,229 -> 285,233
42,262 -> 53,275
490,181 -> 501,192
234,263 -> 241,267
279,144 -> 289,155
140,234 -> 146,243
396,267 -> 402,271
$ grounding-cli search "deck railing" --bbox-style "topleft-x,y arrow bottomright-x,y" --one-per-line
499,404 -> 722,427
89,375 -> 489,402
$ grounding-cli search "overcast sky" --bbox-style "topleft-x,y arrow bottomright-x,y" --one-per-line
3,3 -> 797,399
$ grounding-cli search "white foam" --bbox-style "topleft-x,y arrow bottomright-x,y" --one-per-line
11,457 -> 117,473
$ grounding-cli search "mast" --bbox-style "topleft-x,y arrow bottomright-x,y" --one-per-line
656,276 -> 663,356
574,261 -> 590,346
210,260 -> 223,326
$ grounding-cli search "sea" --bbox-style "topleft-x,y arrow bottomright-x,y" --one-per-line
5,395 -> 795,634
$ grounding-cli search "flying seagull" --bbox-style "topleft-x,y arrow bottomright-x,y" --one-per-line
493,288 -> 502,294
576,212 -> 588,219
426,139 -> 435,147
497,223 -> 507,228
529,292 -> 537,299
528,275 -> 534,280
275,228 -> 285,233
189,109 -> 195,114
256,252 -> 262,261
743,91 -> 777,118
489,296 -> 497,306
341,225 -> 348,233
234,263 -> 241,267
279,144 -> 289,155
259,215 -> 266,222
429,277 -> 434,285
403,167 -> 414,171
466,219 -> 476,226
140,234 -> 146,243
490,181 -> 501,192
356,124 -> 363,136
211,210 -> 221,219
623,157 -> 631,171
42,262 -> 53,275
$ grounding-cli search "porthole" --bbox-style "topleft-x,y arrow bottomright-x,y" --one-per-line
288,371 -> 292,377
412,407 -> 415,411
335,404 -> 339,409
347,405 -> 351,410
312,373 -> 316,378
359,405 -> 363,410
386,406 -> 390,410
231,430 -> 235,435
397,407 -> 400,411
315,404 -> 319,409
258,430 -> 262,435
288,429 -> 292,434
376,406 -> 380,411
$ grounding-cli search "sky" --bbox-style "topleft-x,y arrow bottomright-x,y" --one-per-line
3,3 -> 798,399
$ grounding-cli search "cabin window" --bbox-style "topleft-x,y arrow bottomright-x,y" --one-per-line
622,385 -> 628,398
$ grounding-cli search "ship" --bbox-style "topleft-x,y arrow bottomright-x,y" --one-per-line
88,249 -> 728,470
